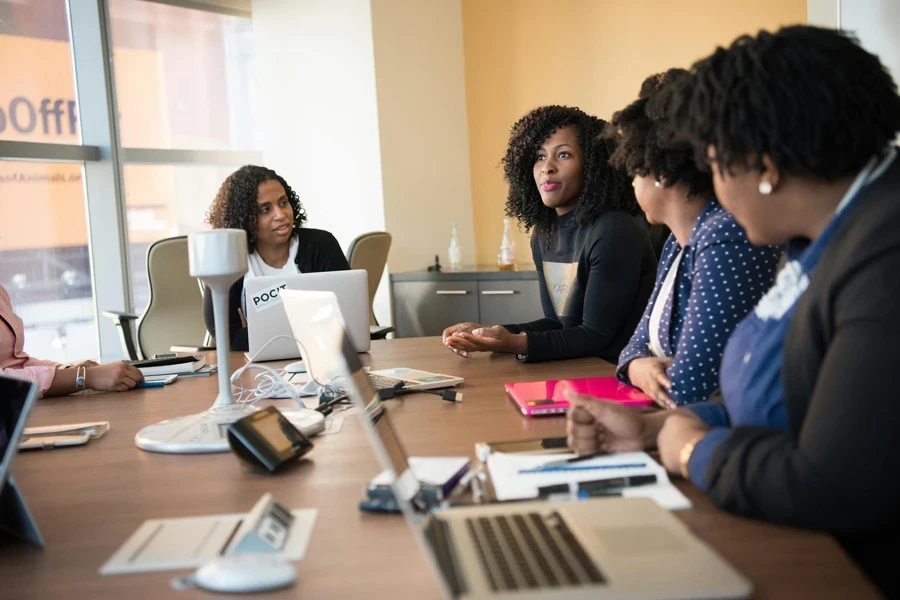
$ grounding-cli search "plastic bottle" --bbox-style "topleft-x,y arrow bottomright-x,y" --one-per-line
497,218 -> 517,271
448,222 -> 462,271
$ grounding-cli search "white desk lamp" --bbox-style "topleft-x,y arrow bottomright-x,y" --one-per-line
188,229 -> 252,410
135,229 -> 322,454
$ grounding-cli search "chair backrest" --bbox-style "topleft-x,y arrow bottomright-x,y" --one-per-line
346,232 -> 392,326
136,236 -> 208,358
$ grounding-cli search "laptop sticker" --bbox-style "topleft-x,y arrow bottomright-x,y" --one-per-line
250,281 -> 288,312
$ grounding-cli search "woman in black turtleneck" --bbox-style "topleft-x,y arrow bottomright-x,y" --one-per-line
442,106 -> 656,363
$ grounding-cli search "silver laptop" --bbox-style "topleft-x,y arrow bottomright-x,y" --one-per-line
316,330 -> 752,599
243,270 -> 371,361
280,289 -> 464,392
0,375 -> 43,546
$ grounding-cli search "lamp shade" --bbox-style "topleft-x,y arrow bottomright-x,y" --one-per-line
188,229 -> 248,290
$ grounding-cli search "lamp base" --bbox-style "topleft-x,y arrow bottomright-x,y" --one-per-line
135,405 -> 325,454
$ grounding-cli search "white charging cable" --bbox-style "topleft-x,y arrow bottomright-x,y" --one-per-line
231,335 -> 343,407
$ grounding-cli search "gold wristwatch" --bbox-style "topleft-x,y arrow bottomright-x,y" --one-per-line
679,433 -> 706,480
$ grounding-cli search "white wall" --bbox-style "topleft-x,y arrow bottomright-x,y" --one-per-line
252,0 -> 390,322
839,0 -> 900,89
370,0 -> 476,272
807,0 -> 838,27
252,0 -> 476,325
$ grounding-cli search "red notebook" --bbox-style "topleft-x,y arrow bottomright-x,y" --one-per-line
505,376 -> 653,416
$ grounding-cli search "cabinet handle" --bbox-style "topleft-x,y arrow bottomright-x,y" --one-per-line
435,290 -> 469,295
481,290 -> 516,295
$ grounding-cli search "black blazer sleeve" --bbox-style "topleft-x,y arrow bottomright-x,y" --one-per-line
703,248 -> 900,533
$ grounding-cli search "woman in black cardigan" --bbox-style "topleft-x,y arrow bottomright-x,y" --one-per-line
203,165 -> 349,351
566,27 -> 900,596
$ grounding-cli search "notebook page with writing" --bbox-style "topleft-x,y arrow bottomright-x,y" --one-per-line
487,451 -> 691,510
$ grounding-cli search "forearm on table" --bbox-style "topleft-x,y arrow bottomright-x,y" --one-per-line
44,367 -> 77,397
642,408 -> 697,449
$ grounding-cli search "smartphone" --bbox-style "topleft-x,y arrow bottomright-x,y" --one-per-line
143,374 -> 178,384
19,432 -> 91,450
475,436 -> 569,463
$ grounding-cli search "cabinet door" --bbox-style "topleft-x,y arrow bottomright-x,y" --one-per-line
391,281 -> 479,338
477,280 -> 543,326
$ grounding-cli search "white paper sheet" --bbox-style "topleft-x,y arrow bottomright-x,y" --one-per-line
487,451 -> 691,510
370,456 -> 470,487
99,509 -> 317,575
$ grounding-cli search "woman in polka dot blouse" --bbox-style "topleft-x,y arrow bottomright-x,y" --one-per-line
603,69 -> 781,408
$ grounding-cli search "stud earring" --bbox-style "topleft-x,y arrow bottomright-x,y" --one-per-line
759,181 -> 773,195
654,180 -> 662,188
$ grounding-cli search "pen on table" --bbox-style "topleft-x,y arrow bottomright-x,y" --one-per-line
137,381 -> 166,389
518,462 -> 647,475
541,452 -> 609,468
538,474 -> 658,499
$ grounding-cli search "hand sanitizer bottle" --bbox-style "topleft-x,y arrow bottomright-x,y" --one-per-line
448,222 -> 462,271
497,218 -> 517,271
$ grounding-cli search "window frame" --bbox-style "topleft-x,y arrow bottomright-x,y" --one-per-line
0,0 -> 261,361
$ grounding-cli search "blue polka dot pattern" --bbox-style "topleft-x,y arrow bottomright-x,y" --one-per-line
617,199 -> 781,405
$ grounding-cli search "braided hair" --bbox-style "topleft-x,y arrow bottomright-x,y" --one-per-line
604,68 -> 713,197
501,105 -> 638,236
671,26 -> 900,179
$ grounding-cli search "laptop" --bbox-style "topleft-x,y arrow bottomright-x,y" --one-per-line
313,328 -> 751,599
0,375 -> 43,546
243,270 -> 371,361
280,289 -> 464,392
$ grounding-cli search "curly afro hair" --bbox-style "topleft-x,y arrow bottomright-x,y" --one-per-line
501,105 -> 638,235
206,165 -> 307,253
671,26 -> 900,180
604,69 -> 713,198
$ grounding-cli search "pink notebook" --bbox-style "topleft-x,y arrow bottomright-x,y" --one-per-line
505,376 -> 654,416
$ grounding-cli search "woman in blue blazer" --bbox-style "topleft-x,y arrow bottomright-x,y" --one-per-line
604,69 -> 780,408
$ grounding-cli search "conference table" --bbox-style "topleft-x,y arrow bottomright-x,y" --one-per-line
0,337 -> 881,599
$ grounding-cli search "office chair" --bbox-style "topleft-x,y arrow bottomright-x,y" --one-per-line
103,236 -> 213,360
346,231 -> 394,340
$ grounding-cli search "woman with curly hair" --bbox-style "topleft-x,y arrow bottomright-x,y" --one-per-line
203,165 -> 349,350
566,27 -> 900,595
443,106 -> 656,362
605,69 -> 780,408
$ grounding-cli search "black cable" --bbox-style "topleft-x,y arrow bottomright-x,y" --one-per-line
377,387 -> 462,403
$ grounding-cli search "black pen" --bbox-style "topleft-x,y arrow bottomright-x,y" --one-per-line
579,474 -> 657,494
537,474 -> 657,499
540,452 -> 609,468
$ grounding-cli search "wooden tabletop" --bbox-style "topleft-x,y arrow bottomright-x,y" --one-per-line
0,337 -> 880,599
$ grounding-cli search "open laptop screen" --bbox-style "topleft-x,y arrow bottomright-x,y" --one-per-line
0,376 -> 39,495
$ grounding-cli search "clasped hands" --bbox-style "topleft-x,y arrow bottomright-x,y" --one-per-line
442,322 -> 527,357
566,390 -> 710,477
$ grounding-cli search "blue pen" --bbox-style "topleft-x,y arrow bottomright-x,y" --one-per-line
518,463 -> 647,475
137,381 -> 166,389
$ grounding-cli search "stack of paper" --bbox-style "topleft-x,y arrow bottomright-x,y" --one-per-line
487,451 -> 691,510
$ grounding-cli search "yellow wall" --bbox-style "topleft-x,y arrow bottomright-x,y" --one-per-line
461,0 -> 807,265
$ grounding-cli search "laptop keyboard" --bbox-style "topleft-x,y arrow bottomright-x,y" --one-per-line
367,373 -> 406,391
465,511 -> 606,592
